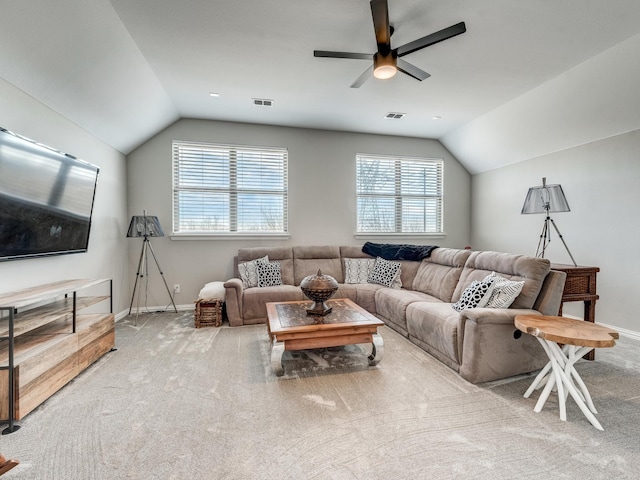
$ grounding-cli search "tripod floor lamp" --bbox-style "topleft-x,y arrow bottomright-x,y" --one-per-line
521,177 -> 577,267
127,212 -> 177,319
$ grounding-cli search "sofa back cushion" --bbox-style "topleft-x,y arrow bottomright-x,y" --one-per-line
339,245 -> 372,259
293,246 -> 343,285
452,251 -> 550,309
396,260 -> 421,289
237,247 -> 294,285
412,248 -> 472,302
339,245 -> 421,288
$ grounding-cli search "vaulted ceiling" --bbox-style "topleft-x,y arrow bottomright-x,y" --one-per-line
2,0 -> 640,174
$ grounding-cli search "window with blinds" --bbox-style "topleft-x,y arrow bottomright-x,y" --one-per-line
172,141 -> 288,235
356,154 -> 443,234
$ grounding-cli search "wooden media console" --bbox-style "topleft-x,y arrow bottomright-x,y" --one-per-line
0,279 -> 114,434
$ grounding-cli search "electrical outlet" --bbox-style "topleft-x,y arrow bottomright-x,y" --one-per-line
173,284 -> 180,294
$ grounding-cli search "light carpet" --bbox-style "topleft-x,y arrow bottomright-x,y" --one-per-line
1,312 -> 640,479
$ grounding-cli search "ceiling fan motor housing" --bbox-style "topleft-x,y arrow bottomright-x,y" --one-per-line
373,51 -> 397,79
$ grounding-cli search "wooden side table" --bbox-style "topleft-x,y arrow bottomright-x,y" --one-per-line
551,264 -> 599,360
515,315 -> 618,430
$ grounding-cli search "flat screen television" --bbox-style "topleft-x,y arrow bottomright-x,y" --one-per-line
0,127 -> 99,261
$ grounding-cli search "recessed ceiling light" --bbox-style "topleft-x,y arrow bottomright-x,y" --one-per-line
432,115 -> 442,120
209,92 -> 220,97
385,112 -> 406,119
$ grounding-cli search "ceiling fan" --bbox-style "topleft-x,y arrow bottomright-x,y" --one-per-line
314,0 -> 466,88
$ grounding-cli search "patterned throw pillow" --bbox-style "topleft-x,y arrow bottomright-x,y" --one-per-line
451,277 -> 496,312
257,261 -> 282,287
344,258 -> 376,284
483,272 -> 525,308
238,255 -> 269,288
367,257 -> 402,288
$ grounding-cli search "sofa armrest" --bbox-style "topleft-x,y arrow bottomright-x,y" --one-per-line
456,308 -> 541,365
224,278 -> 244,326
460,308 -> 542,326
457,308 -> 547,383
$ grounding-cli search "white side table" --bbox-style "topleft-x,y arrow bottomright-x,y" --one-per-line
514,315 -> 618,430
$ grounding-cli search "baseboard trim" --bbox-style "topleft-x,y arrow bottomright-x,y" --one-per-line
115,304 -> 195,322
563,314 -> 640,341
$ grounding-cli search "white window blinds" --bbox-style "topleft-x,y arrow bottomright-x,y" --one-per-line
172,142 -> 288,234
356,154 -> 443,234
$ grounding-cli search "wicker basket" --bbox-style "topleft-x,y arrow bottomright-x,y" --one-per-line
194,299 -> 223,328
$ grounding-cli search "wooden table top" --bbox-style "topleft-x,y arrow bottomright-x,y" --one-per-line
515,315 -> 619,348
267,298 -> 383,335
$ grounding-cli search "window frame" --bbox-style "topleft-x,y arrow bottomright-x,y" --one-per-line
355,153 -> 444,236
171,141 -> 289,238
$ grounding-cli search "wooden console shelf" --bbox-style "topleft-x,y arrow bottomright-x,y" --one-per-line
0,279 -> 114,434
551,264 -> 599,361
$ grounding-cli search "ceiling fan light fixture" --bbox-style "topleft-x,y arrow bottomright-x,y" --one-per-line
373,52 -> 397,79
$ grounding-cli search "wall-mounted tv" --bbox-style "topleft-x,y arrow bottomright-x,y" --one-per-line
0,127 -> 99,262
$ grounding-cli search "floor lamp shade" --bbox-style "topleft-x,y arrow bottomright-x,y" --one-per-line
521,180 -> 570,214
127,215 -> 165,238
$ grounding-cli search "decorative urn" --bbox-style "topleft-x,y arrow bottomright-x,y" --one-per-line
300,269 -> 339,316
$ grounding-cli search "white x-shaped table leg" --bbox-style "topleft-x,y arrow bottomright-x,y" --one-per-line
524,338 -> 603,430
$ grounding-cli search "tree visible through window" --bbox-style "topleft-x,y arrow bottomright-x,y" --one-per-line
356,154 -> 443,234
172,141 -> 288,234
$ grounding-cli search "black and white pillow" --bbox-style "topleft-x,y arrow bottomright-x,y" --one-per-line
257,261 -> 282,287
451,278 -> 496,312
344,258 -> 376,284
367,257 -> 402,288
482,272 -> 525,308
238,255 -> 269,288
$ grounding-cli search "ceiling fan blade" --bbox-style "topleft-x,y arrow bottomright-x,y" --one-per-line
314,50 -> 372,60
395,22 -> 466,57
396,58 -> 430,81
350,66 -> 373,88
370,0 -> 391,54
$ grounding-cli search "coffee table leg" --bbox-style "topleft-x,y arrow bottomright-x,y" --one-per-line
368,333 -> 384,366
271,340 -> 285,376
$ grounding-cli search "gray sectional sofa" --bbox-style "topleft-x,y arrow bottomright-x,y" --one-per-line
223,245 -> 567,383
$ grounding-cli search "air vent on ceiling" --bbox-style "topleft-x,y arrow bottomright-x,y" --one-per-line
253,98 -> 274,107
385,112 -> 406,119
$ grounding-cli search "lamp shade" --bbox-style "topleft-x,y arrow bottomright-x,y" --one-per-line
127,215 -> 164,237
521,179 -> 570,215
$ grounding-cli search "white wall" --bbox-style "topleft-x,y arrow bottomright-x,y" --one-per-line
126,118 -> 471,307
471,128 -> 640,335
0,77 -> 129,313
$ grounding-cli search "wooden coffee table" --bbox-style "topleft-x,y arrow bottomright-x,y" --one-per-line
266,298 -> 384,376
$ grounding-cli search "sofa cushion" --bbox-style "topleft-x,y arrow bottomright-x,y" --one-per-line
412,248 -> 472,302
375,288 -> 441,333
293,246 -> 343,284
257,261 -> 283,287
339,245 -> 373,259
406,302 -> 462,366
368,257 -> 402,287
353,283 -> 385,314
482,273 -> 525,308
452,251 -> 550,309
238,255 -> 269,288
334,284 -> 358,302
396,260 -> 420,290
238,247 -> 294,285
451,277 -> 496,312
344,258 -> 375,284
242,285 -> 304,320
